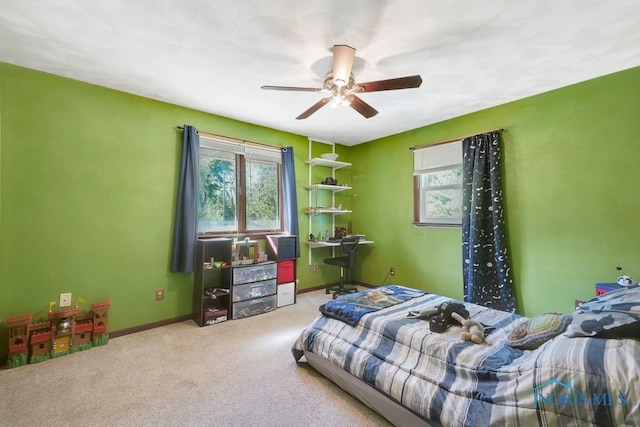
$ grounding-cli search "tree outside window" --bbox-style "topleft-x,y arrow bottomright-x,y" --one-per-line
198,138 -> 283,235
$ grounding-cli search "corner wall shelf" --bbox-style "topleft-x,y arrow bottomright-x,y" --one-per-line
305,184 -> 352,193
305,208 -> 352,215
305,138 -> 375,266
306,139 -> 353,265
305,158 -> 351,170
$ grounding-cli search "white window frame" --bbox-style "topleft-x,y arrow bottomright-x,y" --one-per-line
413,139 -> 463,227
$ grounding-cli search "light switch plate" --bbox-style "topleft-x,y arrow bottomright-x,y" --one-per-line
59,292 -> 72,307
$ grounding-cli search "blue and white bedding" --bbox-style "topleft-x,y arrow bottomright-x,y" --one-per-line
319,285 -> 426,326
293,285 -> 640,426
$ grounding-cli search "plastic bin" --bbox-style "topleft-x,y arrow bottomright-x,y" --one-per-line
232,295 -> 277,319
277,260 -> 295,284
277,282 -> 296,307
233,262 -> 277,285
233,279 -> 277,302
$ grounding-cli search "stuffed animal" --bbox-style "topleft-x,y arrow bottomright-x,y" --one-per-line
617,275 -> 638,287
422,301 -> 469,333
453,313 -> 486,344
409,301 -> 487,343
462,322 -> 485,344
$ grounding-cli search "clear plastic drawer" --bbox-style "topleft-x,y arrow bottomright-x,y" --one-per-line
233,279 -> 277,302
232,295 -> 277,319
232,262 -> 277,285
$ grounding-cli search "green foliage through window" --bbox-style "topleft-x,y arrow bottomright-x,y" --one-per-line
199,155 -> 236,232
198,145 -> 282,234
421,169 -> 462,220
246,160 -> 279,230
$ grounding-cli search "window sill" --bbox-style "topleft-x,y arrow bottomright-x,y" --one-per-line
412,222 -> 461,228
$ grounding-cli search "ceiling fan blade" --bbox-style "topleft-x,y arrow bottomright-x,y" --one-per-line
356,75 -> 423,92
349,95 -> 378,119
261,85 -> 325,92
332,45 -> 356,87
296,96 -> 332,120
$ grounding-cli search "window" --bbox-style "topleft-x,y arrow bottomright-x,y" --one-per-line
413,140 -> 462,227
198,136 -> 283,235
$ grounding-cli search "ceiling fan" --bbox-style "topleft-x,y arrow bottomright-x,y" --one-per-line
261,45 -> 423,120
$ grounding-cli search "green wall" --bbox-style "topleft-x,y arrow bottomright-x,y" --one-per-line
0,63 -> 330,359
351,66 -> 640,316
2,61 -> 639,360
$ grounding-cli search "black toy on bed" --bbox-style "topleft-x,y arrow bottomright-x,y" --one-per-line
426,302 -> 470,333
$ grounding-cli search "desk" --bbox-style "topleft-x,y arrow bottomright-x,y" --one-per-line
307,239 -> 374,264
308,240 -> 374,249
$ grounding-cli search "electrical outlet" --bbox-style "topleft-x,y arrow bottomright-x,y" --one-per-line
312,265 -> 318,273
390,267 -> 395,276
156,288 -> 165,301
59,293 -> 72,307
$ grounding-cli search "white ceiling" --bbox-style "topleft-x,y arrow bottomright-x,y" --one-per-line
1,1 -> 639,146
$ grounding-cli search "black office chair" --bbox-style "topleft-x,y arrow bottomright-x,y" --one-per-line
324,236 -> 360,299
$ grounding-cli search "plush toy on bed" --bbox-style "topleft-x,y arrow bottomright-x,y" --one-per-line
409,301 -> 486,343
424,302 -> 469,333
451,312 -> 486,344
617,275 -> 638,287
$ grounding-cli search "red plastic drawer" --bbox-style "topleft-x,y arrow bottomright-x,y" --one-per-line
277,260 -> 295,284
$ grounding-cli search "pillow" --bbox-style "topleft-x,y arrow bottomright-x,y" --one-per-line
565,287 -> 640,338
508,313 -> 573,350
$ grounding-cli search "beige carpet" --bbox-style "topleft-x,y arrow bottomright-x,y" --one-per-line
0,290 -> 392,427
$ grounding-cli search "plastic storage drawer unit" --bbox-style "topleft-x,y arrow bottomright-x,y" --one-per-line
233,262 -> 277,285
233,279 -> 277,302
232,295 -> 277,319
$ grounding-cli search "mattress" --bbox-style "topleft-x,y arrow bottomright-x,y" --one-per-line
293,286 -> 640,426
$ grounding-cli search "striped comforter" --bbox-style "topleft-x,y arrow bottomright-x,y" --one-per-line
293,286 -> 640,426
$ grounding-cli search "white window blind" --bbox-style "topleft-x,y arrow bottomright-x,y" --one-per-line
413,139 -> 462,174
200,135 -> 281,163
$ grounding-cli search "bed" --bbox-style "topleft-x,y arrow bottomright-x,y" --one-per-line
292,285 -> 640,426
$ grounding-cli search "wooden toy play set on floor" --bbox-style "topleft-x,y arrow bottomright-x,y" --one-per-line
6,300 -> 111,368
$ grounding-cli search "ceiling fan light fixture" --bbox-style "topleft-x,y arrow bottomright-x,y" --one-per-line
329,87 -> 352,106
332,44 -> 356,88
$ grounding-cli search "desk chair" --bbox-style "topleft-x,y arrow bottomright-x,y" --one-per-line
324,236 -> 360,299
